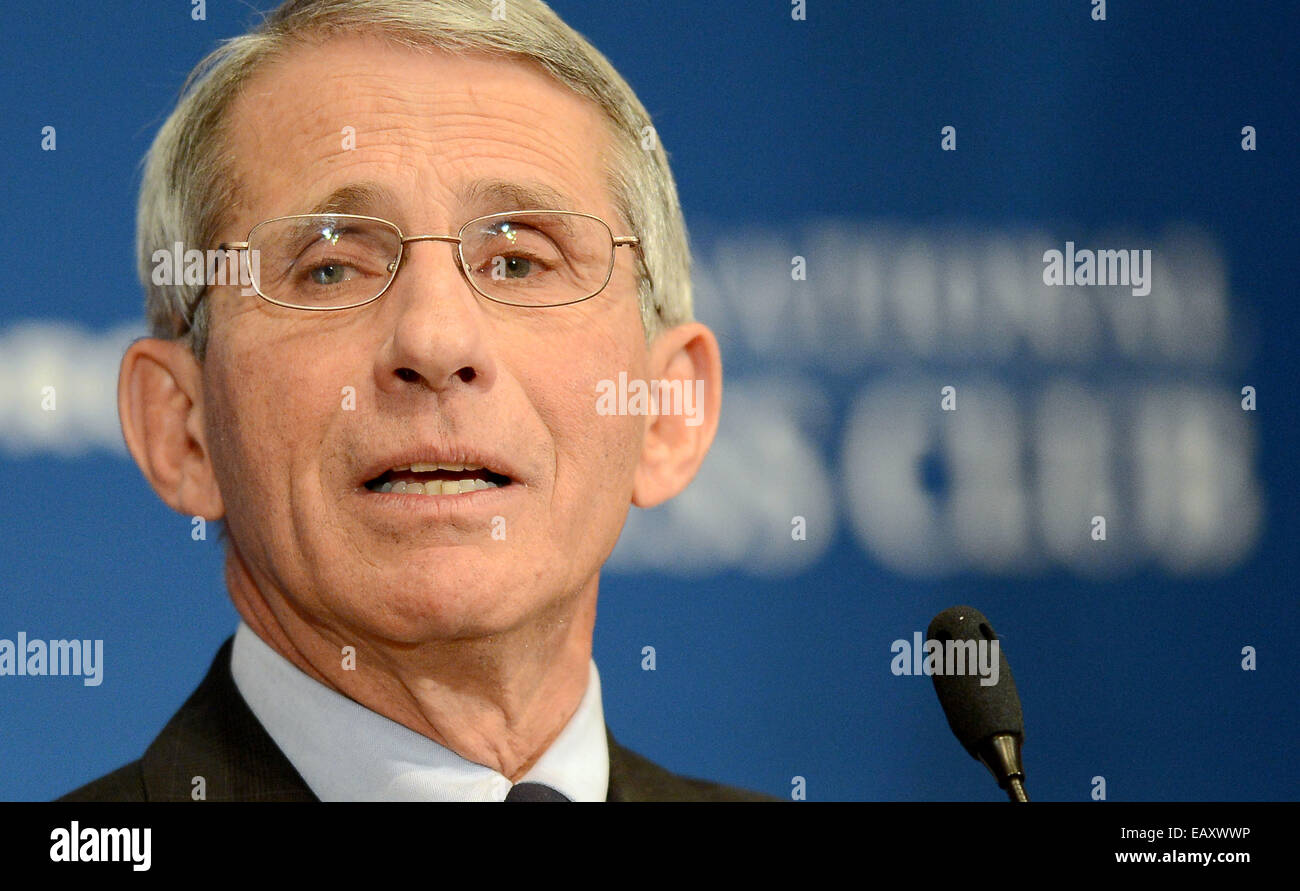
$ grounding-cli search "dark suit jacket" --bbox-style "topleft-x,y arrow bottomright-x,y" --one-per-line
58,637 -> 773,802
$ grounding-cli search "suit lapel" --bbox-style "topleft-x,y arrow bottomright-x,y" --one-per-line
140,637 -> 317,801
606,727 -> 709,801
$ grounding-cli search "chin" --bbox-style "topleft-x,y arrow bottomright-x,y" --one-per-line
328,569 -> 546,644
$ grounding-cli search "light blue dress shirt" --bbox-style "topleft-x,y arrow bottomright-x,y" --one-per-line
229,621 -> 609,801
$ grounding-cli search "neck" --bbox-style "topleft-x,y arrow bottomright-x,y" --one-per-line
223,546 -> 599,781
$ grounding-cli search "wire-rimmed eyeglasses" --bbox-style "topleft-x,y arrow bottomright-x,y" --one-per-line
214,209 -> 642,312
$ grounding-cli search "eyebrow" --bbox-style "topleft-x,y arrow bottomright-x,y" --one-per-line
301,178 -> 580,221
305,182 -> 398,216
459,178 -> 578,214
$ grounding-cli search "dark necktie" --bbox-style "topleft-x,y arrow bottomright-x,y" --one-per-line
505,782 -> 571,802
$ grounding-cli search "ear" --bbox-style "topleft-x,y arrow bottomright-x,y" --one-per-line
631,322 -> 723,509
118,337 -> 225,520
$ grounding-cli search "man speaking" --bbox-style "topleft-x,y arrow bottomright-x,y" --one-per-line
61,0 -> 764,802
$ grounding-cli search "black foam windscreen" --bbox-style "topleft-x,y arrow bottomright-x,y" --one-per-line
927,605 -> 1023,757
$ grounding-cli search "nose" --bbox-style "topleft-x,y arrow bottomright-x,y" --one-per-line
373,239 -> 497,397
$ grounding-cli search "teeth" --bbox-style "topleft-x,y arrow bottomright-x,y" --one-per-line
371,474 -> 504,495
407,461 -> 481,473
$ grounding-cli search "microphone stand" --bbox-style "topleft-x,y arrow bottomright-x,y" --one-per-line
976,733 -> 1030,802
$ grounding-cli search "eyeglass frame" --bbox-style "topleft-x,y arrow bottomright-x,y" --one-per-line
212,208 -> 644,313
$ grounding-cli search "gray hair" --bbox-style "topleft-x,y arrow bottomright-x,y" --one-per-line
138,0 -> 692,359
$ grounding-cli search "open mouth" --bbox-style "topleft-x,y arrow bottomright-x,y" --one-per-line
364,462 -> 512,495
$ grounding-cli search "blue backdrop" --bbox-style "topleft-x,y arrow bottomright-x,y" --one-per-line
1,0 -> 1296,801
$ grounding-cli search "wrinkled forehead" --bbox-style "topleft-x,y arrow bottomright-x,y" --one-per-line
221,33 -> 620,232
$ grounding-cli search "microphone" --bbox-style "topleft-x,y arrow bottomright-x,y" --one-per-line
927,605 -> 1028,802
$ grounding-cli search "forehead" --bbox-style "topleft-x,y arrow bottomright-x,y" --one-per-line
223,32 -> 618,228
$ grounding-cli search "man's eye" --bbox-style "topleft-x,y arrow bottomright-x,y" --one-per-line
309,264 -> 351,285
476,253 -> 548,281
500,255 -> 534,278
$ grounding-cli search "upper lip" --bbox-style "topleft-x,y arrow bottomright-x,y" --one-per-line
357,446 -> 520,487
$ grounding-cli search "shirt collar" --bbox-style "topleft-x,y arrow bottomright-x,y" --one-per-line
229,621 -> 609,801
